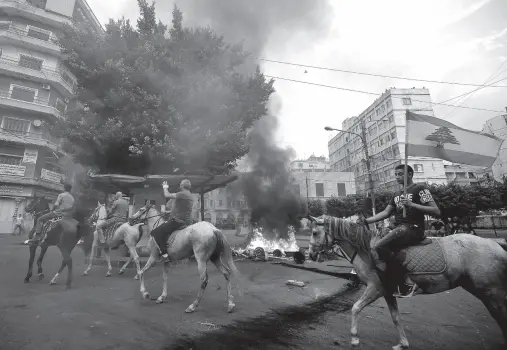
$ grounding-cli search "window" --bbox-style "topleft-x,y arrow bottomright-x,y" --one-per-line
209,200 -> 214,207
413,164 -> 424,173
0,21 -> 11,30
337,183 -> 346,196
0,154 -> 22,165
468,172 -> 476,179
26,25 -> 51,41
386,99 -> 392,109
390,129 -> 396,140
218,200 -> 223,206
10,84 -> 38,102
298,162 -> 303,168
54,98 -> 67,113
402,98 -> 412,105
19,54 -> 43,71
44,162 -> 61,173
2,117 -> 30,134
26,0 -> 47,9
315,183 -> 324,197
388,114 -> 394,123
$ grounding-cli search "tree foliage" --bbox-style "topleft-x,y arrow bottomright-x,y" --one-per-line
56,1 -> 274,176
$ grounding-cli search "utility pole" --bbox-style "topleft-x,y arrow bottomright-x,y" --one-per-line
306,176 -> 309,202
360,121 -> 376,216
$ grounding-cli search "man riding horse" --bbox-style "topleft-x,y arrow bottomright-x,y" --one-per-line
29,183 -> 75,243
151,179 -> 194,262
26,195 -> 51,240
361,164 -> 441,298
96,191 -> 129,247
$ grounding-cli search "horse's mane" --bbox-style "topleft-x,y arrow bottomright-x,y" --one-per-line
323,215 -> 374,254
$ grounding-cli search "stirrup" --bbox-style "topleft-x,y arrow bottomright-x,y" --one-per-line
393,283 -> 417,298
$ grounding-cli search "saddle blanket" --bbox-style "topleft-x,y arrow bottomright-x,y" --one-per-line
397,239 -> 447,275
39,218 -> 62,245
104,222 -> 124,242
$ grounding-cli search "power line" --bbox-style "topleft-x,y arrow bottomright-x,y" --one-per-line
257,57 -> 507,88
437,75 -> 507,104
264,75 -> 506,113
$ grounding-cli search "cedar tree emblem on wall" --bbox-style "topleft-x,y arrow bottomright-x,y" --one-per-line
425,127 -> 460,148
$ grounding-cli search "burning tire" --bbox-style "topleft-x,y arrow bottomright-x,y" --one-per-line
254,247 -> 265,260
293,251 -> 305,264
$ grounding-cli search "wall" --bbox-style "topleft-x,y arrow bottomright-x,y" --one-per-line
482,114 -> 507,180
45,0 -> 77,18
290,171 -> 356,199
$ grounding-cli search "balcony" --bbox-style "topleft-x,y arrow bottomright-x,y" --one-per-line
0,0 -> 72,29
0,88 -> 62,120
0,54 -> 76,96
0,23 -> 62,57
0,126 -> 64,153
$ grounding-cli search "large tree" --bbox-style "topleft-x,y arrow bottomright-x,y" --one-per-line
56,1 -> 274,175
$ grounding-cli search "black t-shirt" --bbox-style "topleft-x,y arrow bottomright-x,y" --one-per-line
389,183 -> 434,229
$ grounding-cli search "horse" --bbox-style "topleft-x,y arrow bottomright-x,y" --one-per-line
305,215 -> 507,349
128,204 -> 239,313
81,203 -> 144,279
23,212 -> 91,289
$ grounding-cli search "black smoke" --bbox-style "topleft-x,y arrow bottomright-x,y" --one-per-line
138,0 -> 333,238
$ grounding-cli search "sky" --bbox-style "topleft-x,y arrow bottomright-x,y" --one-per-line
86,0 -> 507,160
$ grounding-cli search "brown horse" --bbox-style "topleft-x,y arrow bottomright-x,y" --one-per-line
24,216 -> 92,289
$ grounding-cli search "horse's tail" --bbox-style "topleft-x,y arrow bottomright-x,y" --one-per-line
496,239 -> 507,251
213,229 -> 240,279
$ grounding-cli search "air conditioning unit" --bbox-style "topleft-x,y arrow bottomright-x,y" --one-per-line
42,84 -> 51,90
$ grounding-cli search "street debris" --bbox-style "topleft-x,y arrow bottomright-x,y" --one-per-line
286,280 -> 306,287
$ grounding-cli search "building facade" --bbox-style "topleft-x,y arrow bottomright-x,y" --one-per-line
0,0 -> 101,232
482,110 -> 507,180
443,162 -> 489,186
328,88 -> 448,193
289,155 -> 356,200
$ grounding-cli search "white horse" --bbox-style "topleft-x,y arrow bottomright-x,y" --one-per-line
81,203 -> 143,278
127,204 -> 239,313
306,215 -> 507,349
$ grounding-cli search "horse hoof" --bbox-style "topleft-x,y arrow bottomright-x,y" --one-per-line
392,344 -> 409,350
156,297 -> 165,304
351,337 -> 360,347
65,285 -> 71,290
38,273 -> 44,280
106,272 -> 111,277
227,303 -> 235,313
143,292 -> 150,300
118,270 -> 124,275
134,275 -> 139,280
82,271 -> 88,276
24,278 -> 30,283
185,305 -> 196,313
49,281 -> 56,286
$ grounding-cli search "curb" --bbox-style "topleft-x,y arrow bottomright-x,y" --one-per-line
274,261 -> 359,281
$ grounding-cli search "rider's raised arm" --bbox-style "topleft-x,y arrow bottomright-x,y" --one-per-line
162,181 -> 177,199
365,204 -> 395,224
54,193 -> 62,209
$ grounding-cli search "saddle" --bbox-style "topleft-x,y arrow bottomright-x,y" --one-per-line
396,238 -> 447,275
104,221 -> 125,243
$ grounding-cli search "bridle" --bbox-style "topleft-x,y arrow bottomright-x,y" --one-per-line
129,204 -> 164,228
309,218 -> 358,265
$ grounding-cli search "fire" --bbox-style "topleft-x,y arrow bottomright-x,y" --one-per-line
246,226 -> 299,253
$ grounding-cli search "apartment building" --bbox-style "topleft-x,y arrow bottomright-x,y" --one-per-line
0,0 -> 101,232
328,88 -> 447,194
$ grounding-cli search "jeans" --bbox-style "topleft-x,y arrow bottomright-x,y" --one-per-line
371,224 -> 425,289
34,211 -> 59,236
151,218 -> 187,255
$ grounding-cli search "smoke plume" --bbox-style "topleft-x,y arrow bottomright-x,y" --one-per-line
146,0 -> 333,238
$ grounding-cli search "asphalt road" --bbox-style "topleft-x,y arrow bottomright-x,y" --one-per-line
0,233 -> 505,350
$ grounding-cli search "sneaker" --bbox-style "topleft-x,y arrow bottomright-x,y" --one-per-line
393,283 -> 417,298
159,253 -> 169,262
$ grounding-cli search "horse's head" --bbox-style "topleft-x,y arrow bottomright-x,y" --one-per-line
304,215 -> 330,262
129,203 -> 153,225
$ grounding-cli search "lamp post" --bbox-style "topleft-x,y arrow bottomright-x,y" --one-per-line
325,125 -> 376,215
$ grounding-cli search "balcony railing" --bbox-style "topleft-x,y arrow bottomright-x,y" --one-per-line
0,126 -> 63,150
0,54 -> 76,94
0,88 -> 63,116
0,24 -> 60,46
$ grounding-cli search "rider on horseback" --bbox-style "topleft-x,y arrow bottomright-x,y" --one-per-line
96,191 -> 129,247
362,164 -> 441,298
30,183 -> 75,243
151,179 -> 194,262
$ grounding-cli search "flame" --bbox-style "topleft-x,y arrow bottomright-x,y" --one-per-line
245,226 -> 299,253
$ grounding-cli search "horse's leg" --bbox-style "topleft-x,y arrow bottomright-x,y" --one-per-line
49,253 -> 66,286
124,245 -> 142,280
24,244 -> 37,283
384,294 -> 410,350
185,255 -> 209,313
82,233 -> 97,276
139,251 -> 157,300
156,261 -> 170,304
103,247 -> 112,277
211,257 -> 235,313
350,283 -> 382,347
480,292 -> 507,342
36,241 -> 49,280
119,256 -> 133,275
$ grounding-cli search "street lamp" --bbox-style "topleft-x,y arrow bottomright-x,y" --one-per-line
325,125 -> 376,215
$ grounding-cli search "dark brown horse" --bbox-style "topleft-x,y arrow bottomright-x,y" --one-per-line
24,212 -> 93,289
